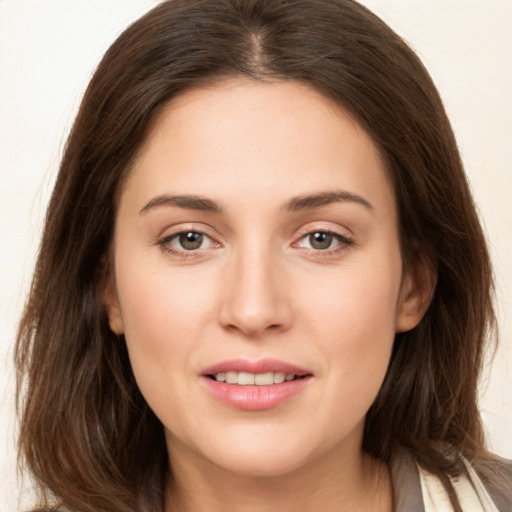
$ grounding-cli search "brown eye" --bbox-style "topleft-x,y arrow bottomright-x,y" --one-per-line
158,230 -> 217,256
178,232 -> 204,250
296,230 -> 354,253
308,232 -> 334,250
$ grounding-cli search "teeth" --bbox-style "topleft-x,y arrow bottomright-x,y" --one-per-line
226,371 -> 237,384
254,372 -> 273,385
213,371 -> 297,385
274,372 -> 286,383
238,372 -> 255,385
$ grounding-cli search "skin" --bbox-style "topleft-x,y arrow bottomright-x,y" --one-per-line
104,79 -> 430,511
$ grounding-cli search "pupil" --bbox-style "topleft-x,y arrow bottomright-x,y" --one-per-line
310,232 -> 332,250
179,232 -> 203,250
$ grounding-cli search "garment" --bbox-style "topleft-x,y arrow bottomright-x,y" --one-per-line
28,450 -> 512,512
391,449 -> 512,512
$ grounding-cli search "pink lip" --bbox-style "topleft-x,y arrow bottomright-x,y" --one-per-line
201,358 -> 311,377
201,358 -> 312,411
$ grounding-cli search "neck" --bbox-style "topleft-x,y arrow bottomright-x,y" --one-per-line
164,443 -> 393,512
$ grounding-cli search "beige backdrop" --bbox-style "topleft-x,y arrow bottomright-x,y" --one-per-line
1,0 -> 510,509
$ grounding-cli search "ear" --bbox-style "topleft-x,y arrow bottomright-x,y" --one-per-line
97,260 -> 125,335
395,259 -> 436,333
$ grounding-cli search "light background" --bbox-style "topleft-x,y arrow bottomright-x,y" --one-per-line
0,0 -> 511,510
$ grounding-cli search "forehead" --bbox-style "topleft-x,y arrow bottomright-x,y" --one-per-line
123,79 -> 395,218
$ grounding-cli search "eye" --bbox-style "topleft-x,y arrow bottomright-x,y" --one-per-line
158,230 -> 217,255
296,230 -> 354,252
175,231 -> 207,251
304,232 -> 335,250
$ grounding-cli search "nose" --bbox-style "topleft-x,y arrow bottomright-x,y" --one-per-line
218,245 -> 293,338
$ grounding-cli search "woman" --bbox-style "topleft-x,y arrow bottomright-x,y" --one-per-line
15,0 -> 512,510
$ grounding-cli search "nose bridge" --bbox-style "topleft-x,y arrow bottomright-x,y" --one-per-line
219,238 -> 291,336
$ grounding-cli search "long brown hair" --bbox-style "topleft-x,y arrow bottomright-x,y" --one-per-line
16,0 -> 496,510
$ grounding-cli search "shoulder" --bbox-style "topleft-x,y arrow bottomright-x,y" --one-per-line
390,448 -> 512,512
25,508 -> 67,512
478,455 -> 512,512
390,448 -> 425,512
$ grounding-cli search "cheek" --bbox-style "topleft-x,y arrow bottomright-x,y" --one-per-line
116,232 -> 221,329
300,257 -> 401,346
113,253 -> 220,399
296,250 -> 401,406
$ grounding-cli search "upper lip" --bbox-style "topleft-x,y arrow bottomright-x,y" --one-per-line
201,358 -> 312,376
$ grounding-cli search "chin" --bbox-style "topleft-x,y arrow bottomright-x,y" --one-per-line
213,450 -> 308,478
193,430 -> 321,478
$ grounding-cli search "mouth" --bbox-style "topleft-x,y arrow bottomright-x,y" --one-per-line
202,358 -> 312,383
208,371 -> 307,385
201,359 -> 312,410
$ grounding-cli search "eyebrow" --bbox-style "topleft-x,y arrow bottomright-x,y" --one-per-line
139,189 -> 374,216
140,194 -> 222,215
284,190 -> 374,212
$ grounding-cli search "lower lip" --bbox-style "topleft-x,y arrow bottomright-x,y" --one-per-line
203,377 -> 311,411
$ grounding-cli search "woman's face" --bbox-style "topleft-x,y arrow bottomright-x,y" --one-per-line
105,79 -> 424,478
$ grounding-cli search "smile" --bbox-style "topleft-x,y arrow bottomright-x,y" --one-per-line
202,359 -> 312,410
210,371 -> 300,385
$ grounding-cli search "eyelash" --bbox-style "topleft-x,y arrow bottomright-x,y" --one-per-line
156,228 -> 354,259
156,229 -> 216,259
294,229 -> 355,257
